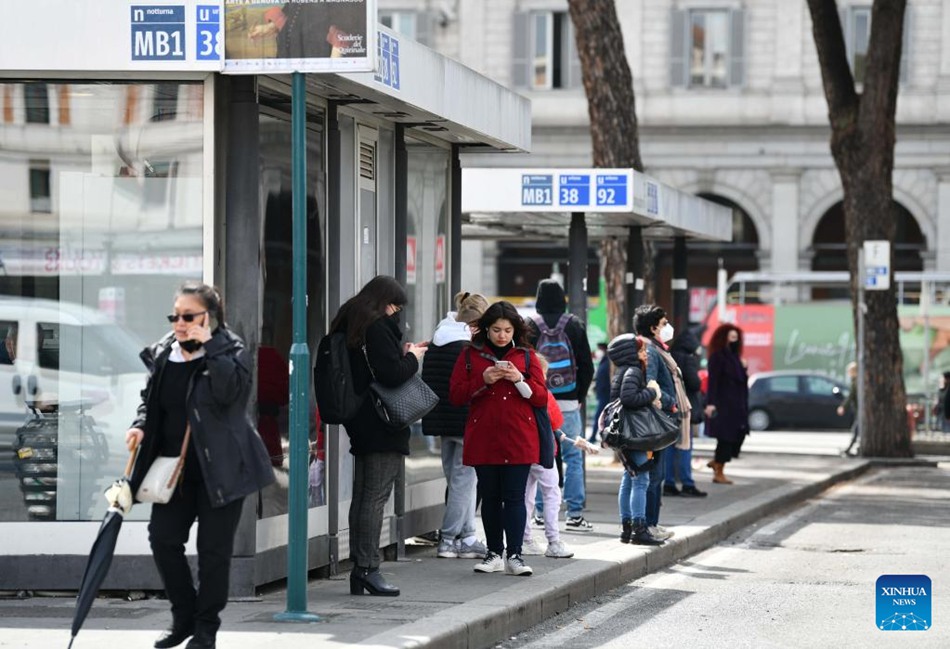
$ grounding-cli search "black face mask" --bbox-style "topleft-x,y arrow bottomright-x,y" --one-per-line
728,341 -> 740,354
389,310 -> 402,325
180,339 -> 204,353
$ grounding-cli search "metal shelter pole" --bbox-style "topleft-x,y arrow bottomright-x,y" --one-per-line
568,212 -> 588,322
671,236 -> 689,334
626,226 -> 644,330
276,71 -> 320,622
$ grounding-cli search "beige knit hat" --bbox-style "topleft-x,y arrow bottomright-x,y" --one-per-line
455,291 -> 489,323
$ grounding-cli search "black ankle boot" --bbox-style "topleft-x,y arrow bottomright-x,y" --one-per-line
620,518 -> 634,544
154,620 -> 195,648
632,519 -> 663,546
184,631 -> 215,649
350,567 -> 400,596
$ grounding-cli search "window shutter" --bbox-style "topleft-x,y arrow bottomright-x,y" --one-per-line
563,17 -> 583,89
670,9 -> 687,87
900,5 -> 911,84
512,12 -> 530,88
729,9 -> 745,87
415,10 -> 434,47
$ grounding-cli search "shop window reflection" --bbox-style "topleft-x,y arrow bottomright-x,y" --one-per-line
0,81 -> 204,522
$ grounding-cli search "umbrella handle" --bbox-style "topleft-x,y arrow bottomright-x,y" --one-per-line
123,437 -> 140,479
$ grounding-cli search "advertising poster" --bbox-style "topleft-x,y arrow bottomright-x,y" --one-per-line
223,0 -> 375,74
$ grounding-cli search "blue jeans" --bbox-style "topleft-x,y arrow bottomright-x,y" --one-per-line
664,434 -> 695,488
618,451 -> 649,521
440,437 -> 477,539
558,409 -> 585,518
646,449 -> 665,527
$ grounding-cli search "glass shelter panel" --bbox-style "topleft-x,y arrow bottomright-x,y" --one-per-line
0,81 -> 205,522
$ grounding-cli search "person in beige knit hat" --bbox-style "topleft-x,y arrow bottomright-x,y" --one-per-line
421,291 -> 490,559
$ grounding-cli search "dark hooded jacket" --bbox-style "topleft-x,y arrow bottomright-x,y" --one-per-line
526,279 -> 594,403
670,329 -> 704,424
606,334 -> 657,410
129,327 -> 275,508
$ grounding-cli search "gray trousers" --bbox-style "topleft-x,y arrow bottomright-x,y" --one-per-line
440,437 -> 477,540
349,451 -> 402,569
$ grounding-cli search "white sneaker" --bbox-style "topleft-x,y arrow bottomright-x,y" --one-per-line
649,525 -> 675,541
436,539 -> 458,558
505,553 -> 533,576
473,551 -> 504,573
457,538 -> 488,559
521,537 -> 545,556
544,540 -> 574,558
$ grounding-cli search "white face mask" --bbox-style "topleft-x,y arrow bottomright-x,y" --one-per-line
659,323 -> 675,343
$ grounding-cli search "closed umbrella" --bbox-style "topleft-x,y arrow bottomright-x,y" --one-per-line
67,442 -> 138,649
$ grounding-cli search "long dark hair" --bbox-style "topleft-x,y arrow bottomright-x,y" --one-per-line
635,335 -> 648,374
331,275 -> 408,347
176,281 -> 225,329
708,323 -> 743,357
471,301 -> 529,348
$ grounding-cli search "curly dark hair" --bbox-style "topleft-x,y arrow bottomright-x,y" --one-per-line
471,301 -> 529,348
707,323 -> 743,357
634,304 -> 666,338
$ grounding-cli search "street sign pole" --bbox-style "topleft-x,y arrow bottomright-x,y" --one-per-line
275,71 -> 320,623
857,247 -> 866,457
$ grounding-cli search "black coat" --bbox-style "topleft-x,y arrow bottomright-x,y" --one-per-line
342,315 -> 418,455
706,348 -> 750,443
129,328 -> 275,508
606,334 -> 656,409
670,331 -> 704,424
421,340 -> 469,437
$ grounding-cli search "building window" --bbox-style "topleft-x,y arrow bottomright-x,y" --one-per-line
845,5 -> 909,84
690,10 -> 730,88
512,11 -> 581,90
380,10 -> 417,40
29,165 -> 51,213
24,82 -> 49,124
847,7 -> 871,84
671,8 -> 744,88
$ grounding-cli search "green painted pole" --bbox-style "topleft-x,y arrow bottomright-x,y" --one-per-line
275,71 -> 320,623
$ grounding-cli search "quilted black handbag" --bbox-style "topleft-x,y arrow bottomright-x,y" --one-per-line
603,403 -> 679,452
362,345 -> 439,430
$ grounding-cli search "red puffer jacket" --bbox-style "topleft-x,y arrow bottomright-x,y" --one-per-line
449,345 -> 550,466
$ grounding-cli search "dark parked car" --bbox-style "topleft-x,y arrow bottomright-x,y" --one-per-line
747,370 -> 853,431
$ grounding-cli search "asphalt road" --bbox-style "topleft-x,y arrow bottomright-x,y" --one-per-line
498,463 -> 950,649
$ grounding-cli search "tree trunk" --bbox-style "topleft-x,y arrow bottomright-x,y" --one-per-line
807,0 -> 910,457
567,0 -> 644,340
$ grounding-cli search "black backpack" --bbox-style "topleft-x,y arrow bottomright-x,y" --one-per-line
314,332 -> 363,424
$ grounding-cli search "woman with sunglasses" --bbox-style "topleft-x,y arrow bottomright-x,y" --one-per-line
125,281 -> 274,649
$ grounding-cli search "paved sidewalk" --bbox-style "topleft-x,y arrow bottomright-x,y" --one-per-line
0,449 -> 886,649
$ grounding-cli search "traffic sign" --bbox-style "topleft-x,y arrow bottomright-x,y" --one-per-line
864,240 -> 891,291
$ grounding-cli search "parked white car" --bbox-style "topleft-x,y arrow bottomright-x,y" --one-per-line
0,297 -> 147,520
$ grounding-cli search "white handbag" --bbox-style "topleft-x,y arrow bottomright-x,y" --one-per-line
136,424 -> 190,504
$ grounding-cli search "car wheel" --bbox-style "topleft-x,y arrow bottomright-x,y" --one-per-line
748,408 -> 770,431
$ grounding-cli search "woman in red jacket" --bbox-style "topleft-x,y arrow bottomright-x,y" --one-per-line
449,301 -> 549,577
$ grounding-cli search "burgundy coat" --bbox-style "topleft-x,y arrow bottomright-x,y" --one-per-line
449,344 -> 550,466
706,348 -> 750,443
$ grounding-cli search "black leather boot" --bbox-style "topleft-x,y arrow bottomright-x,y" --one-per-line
184,632 -> 215,649
620,519 -> 634,544
350,567 -> 400,596
632,519 -> 663,546
154,621 -> 195,649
